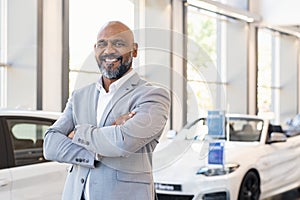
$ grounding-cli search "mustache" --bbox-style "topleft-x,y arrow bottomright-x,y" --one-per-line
99,54 -> 122,61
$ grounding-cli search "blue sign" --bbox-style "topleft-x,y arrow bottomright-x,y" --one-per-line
208,142 -> 224,165
207,110 -> 226,138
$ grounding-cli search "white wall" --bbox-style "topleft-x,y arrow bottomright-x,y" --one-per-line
223,0 -> 248,10
250,0 -> 300,25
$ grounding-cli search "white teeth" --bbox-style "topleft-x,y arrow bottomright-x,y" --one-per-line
105,58 -> 118,62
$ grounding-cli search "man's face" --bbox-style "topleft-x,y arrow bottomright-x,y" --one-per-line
94,24 -> 137,79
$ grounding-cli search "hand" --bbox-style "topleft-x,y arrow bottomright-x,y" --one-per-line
112,111 -> 136,125
68,130 -> 75,139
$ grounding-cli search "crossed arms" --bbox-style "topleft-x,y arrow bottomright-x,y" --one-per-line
43,87 -> 170,168
67,111 -> 135,139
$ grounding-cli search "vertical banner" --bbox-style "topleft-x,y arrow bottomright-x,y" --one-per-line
207,110 -> 226,165
208,141 -> 224,165
207,110 -> 226,138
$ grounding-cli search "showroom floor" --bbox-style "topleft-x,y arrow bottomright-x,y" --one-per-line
264,189 -> 300,200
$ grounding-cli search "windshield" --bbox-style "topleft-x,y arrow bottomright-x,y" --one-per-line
183,117 -> 264,142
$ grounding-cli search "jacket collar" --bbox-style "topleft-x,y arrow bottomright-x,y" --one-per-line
98,72 -> 142,127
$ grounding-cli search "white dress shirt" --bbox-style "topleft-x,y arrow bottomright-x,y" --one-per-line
83,69 -> 135,200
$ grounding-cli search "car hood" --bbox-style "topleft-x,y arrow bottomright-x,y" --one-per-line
153,139 -> 260,182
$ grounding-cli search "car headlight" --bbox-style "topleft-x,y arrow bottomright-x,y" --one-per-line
196,163 -> 240,176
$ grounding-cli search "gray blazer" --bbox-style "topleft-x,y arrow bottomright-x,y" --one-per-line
43,72 -> 170,200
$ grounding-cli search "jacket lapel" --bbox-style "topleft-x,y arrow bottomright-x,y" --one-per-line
99,73 -> 141,127
88,83 -> 99,126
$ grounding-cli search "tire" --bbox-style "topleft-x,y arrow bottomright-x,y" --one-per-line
238,171 -> 260,200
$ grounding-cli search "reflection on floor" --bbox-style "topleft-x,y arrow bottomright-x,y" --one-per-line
263,189 -> 300,200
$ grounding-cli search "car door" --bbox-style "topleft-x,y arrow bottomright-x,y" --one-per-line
280,135 -> 300,186
4,116 -> 67,200
0,117 -> 12,200
257,135 -> 294,194
0,169 -> 11,200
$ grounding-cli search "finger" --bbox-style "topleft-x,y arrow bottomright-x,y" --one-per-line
68,132 -> 74,139
128,111 -> 136,117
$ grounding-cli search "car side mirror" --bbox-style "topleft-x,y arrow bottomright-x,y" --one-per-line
269,132 -> 287,143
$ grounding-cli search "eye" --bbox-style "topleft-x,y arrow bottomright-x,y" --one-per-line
113,41 -> 126,47
96,41 -> 107,48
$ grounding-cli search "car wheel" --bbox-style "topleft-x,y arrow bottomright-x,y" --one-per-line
238,171 -> 260,200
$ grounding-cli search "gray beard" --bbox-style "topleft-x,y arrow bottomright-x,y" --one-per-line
99,58 -> 132,79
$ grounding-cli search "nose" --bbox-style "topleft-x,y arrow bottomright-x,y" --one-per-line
103,42 -> 117,54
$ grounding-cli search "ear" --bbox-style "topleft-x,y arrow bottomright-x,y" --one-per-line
94,43 -> 97,51
132,43 -> 138,57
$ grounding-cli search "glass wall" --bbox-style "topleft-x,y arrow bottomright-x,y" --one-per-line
187,7 -> 217,119
186,5 -> 248,121
0,0 -> 38,109
257,28 -> 299,124
257,29 -> 273,115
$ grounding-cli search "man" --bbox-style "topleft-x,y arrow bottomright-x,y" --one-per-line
43,21 -> 170,200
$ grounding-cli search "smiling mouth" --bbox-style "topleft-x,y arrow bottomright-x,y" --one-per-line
105,58 -> 119,63
101,55 -> 122,64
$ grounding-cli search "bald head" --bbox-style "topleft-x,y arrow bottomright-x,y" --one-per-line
97,21 -> 135,44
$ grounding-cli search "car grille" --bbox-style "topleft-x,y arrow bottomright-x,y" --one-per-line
203,191 -> 228,200
157,193 -> 194,200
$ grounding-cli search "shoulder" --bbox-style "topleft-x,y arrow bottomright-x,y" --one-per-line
72,83 -> 97,97
136,76 -> 169,95
142,83 -> 169,96
135,79 -> 170,102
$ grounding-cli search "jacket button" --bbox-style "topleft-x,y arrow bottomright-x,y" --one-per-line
81,178 -> 84,184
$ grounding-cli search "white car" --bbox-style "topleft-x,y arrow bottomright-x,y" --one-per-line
153,114 -> 300,200
0,110 -> 68,200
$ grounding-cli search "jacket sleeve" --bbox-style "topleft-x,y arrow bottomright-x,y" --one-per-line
43,94 -> 95,168
72,87 -> 170,158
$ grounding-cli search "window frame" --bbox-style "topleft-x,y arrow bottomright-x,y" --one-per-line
0,117 -> 10,169
3,116 -> 55,168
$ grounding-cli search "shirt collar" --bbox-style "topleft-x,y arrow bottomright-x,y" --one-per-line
96,69 -> 135,93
